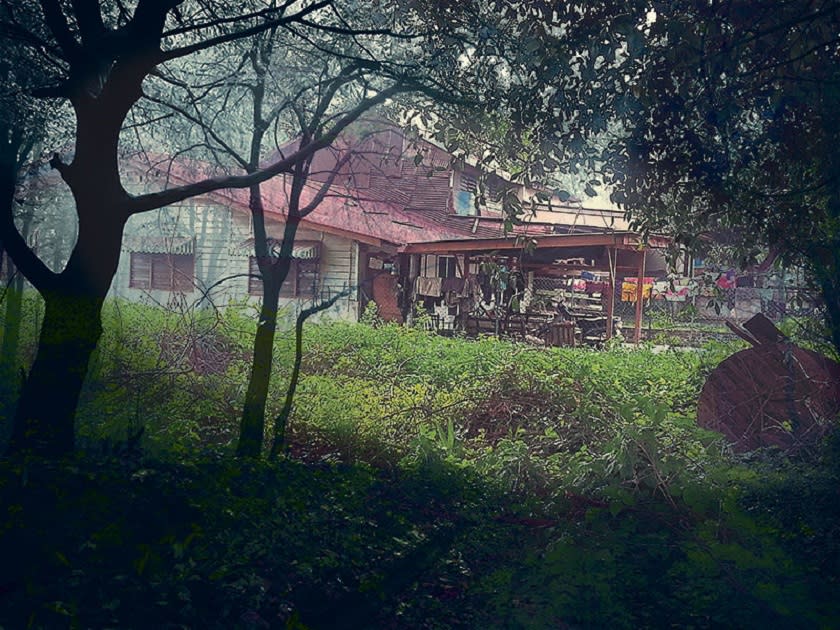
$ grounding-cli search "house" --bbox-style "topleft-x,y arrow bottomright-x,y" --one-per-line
17,123 -> 672,343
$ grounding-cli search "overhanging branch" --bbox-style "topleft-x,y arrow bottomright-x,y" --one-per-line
299,150 -> 353,217
157,0 -> 333,64
126,83 -> 404,215
0,192 -> 58,294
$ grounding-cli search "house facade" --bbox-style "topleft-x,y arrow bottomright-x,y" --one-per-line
18,124 -> 674,343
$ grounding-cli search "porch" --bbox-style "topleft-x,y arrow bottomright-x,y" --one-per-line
400,232 -> 670,346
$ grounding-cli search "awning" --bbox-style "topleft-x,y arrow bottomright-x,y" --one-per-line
122,235 -> 194,255
237,238 -> 321,259
290,243 -> 320,259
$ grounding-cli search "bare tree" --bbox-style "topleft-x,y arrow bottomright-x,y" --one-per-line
136,12 -> 475,457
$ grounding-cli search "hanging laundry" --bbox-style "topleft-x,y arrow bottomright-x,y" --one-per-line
441,277 -> 465,294
415,276 -> 442,297
664,286 -> 690,302
621,279 -> 652,302
716,271 -> 736,289
462,276 -> 480,299
651,281 -> 670,297
586,281 -> 611,295
521,287 -> 534,311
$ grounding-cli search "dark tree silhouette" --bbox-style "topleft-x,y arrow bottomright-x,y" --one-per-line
603,0 -> 840,354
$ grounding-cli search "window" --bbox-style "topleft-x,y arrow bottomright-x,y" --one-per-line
486,175 -> 506,202
437,256 -> 458,279
129,253 -> 194,291
459,172 -> 478,193
421,254 -> 459,279
455,171 -> 478,216
248,256 -> 319,298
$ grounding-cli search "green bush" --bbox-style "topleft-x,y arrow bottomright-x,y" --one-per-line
3,300 -> 840,628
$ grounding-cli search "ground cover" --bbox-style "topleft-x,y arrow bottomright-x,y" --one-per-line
1,302 -> 838,628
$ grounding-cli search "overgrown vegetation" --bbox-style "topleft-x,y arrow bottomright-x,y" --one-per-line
1,300 -> 838,628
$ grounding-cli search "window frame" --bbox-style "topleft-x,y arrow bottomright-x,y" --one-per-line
248,256 -> 319,298
129,252 -> 194,292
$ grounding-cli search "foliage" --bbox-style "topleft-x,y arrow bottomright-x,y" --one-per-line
602,0 -> 840,354
2,304 -> 838,627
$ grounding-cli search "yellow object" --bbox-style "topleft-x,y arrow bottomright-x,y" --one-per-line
621,281 -> 651,302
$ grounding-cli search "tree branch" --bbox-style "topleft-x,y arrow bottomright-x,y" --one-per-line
157,0 -> 333,64
143,92 -> 249,170
270,285 -> 353,457
126,83 -> 404,214
299,150 -> 353,217
160,0 -> 297,39
70,0 -> 104,46
0,19 -> 64,61
0,175 -> 58,294
37,0 -> 80,60
296,17 -> 415,38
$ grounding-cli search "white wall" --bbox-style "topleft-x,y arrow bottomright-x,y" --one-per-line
112,202 -> 362,322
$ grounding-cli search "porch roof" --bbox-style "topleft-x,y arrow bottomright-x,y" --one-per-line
401,231 -> 670,255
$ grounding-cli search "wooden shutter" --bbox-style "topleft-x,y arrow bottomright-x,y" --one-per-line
129,253 -> 152,288
150,255 -> 168,290
297,260 -> 319,297
171,255 -> 194,292
279,260 -> 297,297
136,253 -> 193,291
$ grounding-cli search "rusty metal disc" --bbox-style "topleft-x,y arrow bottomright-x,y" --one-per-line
697,343 -> 840,452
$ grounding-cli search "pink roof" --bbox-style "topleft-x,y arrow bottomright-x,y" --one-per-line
128,150 -> 557,249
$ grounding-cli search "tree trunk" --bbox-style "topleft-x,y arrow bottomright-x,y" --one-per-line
236,176 -> 299,457
6,213 -> 124,458
819,272 -> 840,357
1,271 -> 24,368
271,289 -> 345,458
271,305 -> 304,458
818,84 -> 840,358
236,265 -> 285,457
0,264 -> 24,450
7,290 -> 103,456
2,211 -> 34,371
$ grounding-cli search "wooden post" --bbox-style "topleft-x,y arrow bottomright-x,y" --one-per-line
605,247 -> 615,340
406,254 -> 420,325
459,254 -> 471,331
634,250 -> 646,344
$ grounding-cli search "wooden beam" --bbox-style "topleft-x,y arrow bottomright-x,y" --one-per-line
401,232 -> 652,254
634,251 -> 646,344
290,216 -> 398,251
605,247 -> 615,340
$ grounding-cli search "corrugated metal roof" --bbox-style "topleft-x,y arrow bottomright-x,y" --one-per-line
127,128 -> 631,251
237,238 -> 321,259
122,235 -> 194,254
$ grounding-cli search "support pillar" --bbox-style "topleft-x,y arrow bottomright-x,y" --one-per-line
406,253 -> 420,325
605,247 -> 615,340
634,250 -> 646,344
